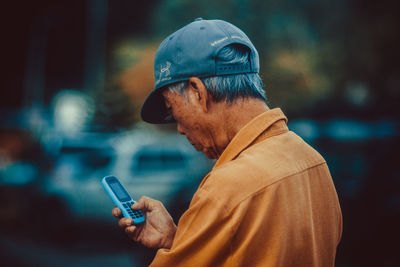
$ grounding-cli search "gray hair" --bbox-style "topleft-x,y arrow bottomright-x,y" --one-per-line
167,44 -> 267,103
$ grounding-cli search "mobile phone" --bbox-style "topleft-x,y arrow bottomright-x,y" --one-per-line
102,175 -> 145,224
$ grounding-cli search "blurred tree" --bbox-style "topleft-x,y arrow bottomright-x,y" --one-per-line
104,40 -> 158,125
149,0 -> 338,116
147,0 -> 400,118
119,44 -> 158,115
263,48 -> 331,115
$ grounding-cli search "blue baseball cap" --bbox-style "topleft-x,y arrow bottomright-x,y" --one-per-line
140,18 -> 260,124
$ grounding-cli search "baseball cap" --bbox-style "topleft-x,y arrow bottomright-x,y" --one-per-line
140,18 -> 260,124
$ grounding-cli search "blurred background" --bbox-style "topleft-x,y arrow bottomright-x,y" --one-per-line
0,0 -> 399,266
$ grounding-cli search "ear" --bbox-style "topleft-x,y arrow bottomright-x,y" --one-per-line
187,77 -> 209,113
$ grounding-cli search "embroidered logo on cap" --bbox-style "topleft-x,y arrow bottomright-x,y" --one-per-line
160,62 -> 171,78
211,37 -> 228,46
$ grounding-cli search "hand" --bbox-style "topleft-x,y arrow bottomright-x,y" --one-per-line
112,196 -> 177,249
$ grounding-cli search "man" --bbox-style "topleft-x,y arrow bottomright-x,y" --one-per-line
112,18 -> 342,266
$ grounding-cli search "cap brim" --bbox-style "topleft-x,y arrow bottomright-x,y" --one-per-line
140,87 -> 175,124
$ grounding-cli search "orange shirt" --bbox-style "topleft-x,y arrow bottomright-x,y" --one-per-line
151,108 -> 342,267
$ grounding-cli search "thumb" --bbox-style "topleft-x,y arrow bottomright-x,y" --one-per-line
131,196 -> 153,211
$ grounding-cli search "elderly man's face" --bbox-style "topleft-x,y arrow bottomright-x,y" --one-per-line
162,89 -> 219,159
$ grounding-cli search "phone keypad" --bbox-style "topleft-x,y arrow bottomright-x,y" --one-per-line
123,201 -> 144,219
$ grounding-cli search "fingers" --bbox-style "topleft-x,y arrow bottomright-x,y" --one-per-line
118,217 -> 133,228
125,225 -> 137,236
117,216 -> 140,241
125,225 -> 136,234
125,225 -> 141,242
120,219 -> 140,242
112,207 -> 122,218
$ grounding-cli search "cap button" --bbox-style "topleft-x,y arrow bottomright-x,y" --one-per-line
194,17 -> 203,21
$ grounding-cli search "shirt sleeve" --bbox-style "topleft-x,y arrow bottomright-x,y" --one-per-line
150,188 -> 235,267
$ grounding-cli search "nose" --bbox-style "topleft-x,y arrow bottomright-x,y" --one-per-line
177,124 -> 185,135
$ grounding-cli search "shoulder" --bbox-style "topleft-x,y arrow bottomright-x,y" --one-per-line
199,131 -> 327,211
197,159 -> 274,214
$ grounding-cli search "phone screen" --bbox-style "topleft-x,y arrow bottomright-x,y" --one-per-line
108,180 -> 131,202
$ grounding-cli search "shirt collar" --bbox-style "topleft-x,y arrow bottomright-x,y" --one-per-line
212,108 -> 288,170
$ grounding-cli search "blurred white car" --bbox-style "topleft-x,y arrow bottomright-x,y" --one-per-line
44,127 -> 213,221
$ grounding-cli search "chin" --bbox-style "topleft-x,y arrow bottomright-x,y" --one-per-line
203,149 -> 218,159
204,153 -> 216,159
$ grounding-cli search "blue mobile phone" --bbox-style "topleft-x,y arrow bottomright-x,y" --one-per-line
102,175 -> 145,225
